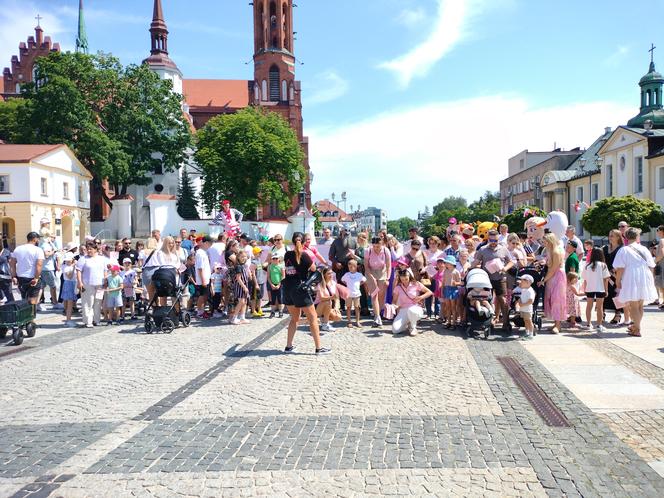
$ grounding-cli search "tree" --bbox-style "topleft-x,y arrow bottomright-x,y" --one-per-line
176,168 -> 200,220
386,217 -> 417,240
582,195 -> 664,236
195,107 -> 305,215
467,191 -> 501,222
0,98 -> 27,143
501,205 -> 546,234
432,196 -> 467,215
11,51 -> 191,197
312,206 -> 323,233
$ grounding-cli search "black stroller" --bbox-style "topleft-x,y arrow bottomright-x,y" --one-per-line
509,265 -> 544,333
144,267 -> 191,334
463,268 -> 495,339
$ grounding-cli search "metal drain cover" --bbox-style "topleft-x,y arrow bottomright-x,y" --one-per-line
498,356 -> 571,427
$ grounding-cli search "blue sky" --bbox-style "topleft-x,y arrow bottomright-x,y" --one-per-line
1,0 -> 660,218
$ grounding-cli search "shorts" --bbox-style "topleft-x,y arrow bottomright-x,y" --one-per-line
586,292 -> 606,299
269,286 -> 283,305
491,279 -> 507,297
106,293 -> 123,309
123,295 -> 135,303
345,296 -> 361,307
283,285 -> 314,308
520,311 -> 533,319
18,277 -> 41,299
61,280 -> 77,301
195,285 -> 209,299
443,286 -> 459,300
41,270 -> 57,289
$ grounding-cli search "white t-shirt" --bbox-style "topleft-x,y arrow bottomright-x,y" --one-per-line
341,271 -> 366,298
581,262 -> 611,293
77,255 -> 107,286
207,242 -> 227,268
11,243 -> 45,278
62,264 -> 77,282
195,248 -> 211,285
151,250 -> 179,268
519,286 -> 536,313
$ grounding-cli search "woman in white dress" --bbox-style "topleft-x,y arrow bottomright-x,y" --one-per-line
614,227 -> 658,337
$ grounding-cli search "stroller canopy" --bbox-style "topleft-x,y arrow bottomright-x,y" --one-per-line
466,268 -> 492,289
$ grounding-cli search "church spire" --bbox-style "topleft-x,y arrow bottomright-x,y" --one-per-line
75,0 -> 89,54
150,0 -> 169,56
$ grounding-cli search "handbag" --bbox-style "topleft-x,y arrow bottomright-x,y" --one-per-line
420,277 -> 432,287
328,308 -> 342,322
382,303 -> 397,320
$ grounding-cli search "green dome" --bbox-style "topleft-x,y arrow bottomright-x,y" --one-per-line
627,109 -> 664,128
640,62 -> 664,85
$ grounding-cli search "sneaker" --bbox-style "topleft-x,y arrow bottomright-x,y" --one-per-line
231,318 -> 241,325
269,311 -> 275,318
38,304 -> 47,312
251,311 -> 261,317
256,309 -> 264,317
284,345 -> 295,353
374,317 -> 383,327
52,303 -> 64,310
322,322 -> 334,332
521,333 -> 534,341
315,347 -> 331,355
596,325 -> 606,333
85,324 -> 94,329
409,328 -> 419,336
64,320 -> 76,328
278,311 -> 283,318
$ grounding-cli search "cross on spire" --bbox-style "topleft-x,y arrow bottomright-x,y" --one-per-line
650,43 -> 657,64
35,14 -> 42,27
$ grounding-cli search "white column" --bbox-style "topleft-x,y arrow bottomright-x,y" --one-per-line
113,198 -> 133,239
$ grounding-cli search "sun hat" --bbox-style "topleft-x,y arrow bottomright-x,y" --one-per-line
122,258 -> 132,264
252,246 -> 262,255
65,242 -> 78,251
63,253 -> 74,262
443,255 -> 457,266
110,265 -> 121,272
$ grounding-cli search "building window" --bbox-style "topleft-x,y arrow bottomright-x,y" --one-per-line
78,183 -> 84,202
0,175 -> 9,193
519,159 -> 524,170
659,167 -> 664,190
40,177 -> 48,196
591,183 -> 599,202
606,164 -> 613,196
635,156 -> 643,193
63,182 -> 69,199
269,65 -> 280,102
576,186 -> 583,203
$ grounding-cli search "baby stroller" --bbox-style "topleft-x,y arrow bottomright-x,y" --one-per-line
144,267 -> 191,334
509,265 -> 544,333
464,268 -> 495,339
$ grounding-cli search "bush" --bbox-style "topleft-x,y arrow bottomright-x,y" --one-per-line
582,195 -> 664,236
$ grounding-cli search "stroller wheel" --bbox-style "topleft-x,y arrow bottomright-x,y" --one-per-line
536,316 -> 542,331
484,325 -> 492,340
25,322 -> 37,338
145,318 -> 154,334
0,326 -> 7,339
180,312 -> 191,328
12,327 -> 23,346
161,319 -> 175,334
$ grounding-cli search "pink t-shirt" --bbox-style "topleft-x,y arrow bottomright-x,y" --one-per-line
366,247 -> 389,270
393,281 -> 426,308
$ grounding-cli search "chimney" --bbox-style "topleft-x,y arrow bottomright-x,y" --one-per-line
604,126 -> 612,134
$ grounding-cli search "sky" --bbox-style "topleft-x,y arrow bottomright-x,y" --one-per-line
0,0 -> 661,219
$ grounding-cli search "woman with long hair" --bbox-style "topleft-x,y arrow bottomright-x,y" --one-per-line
147,236 -> 181,305
392,268 -> 433,336
365,236 -> 392,326
540,233 -> 566,334
283,232 -> 329,354
385,234 -> 403,304
603,229 -> 626,324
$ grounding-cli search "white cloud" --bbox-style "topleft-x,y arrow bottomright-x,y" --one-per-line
309,95 -> 634,219
303,70 -> 349,106
379,0 -> 488,87
396,7 -> 427,28
0,1 -> 73,71
603,45 -> 630,67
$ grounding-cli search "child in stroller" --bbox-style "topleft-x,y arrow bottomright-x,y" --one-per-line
464,268 -> 495,338
144,266 -> 191,334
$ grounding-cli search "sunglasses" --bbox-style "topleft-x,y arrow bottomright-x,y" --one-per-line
488,239 -> 499,243
398,270 -> 409,276
274,238 -> 283,241
411,243 -> 421,247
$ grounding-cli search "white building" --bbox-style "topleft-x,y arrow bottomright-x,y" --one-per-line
0,144 -> 92,248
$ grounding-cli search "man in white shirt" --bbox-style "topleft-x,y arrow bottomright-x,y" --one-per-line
207,234 -> 227,271
318,228 -> 334,246
10,232 -> 45,305
402,227 -> 424,253
195,236 -> 213,318
76,241 -> 108,327
39,230 -> 62,310
560,226 -> 584,258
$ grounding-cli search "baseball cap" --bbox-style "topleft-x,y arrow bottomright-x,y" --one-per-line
567,240 -> 578,248
122,258 -> 132,264
110,265 -> 121,272
63,253 -> 74,262
519,274 -> 534,284
443,255 -> 457,266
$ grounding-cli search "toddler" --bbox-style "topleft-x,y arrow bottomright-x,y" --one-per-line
581,248 -> 610,332
251,247 -> 266,317
267,254 -> 285,318
105,265 -> 123,325
210,264 -> 225,318
229,251 -> 251,325
341,259 -> 367,328
61,253 -> 78,328
441,255 -> 461,329
566,272 -> 583,328
515,274 -> 535,340
121,258 -> 137,320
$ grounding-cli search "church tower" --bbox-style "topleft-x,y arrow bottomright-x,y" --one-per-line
252,0 -> 310,216
143,0 -> 183,94
627,45 -> 664,128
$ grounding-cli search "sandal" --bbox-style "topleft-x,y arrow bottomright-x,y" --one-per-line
628,328 -> 642,337
609,315 -> 621,325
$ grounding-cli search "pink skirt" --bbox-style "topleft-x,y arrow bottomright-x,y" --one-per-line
544,269 -> 567,322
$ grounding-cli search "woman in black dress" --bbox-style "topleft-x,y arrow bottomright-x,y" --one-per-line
283,232 -> 330,355
603,229 -> 625,324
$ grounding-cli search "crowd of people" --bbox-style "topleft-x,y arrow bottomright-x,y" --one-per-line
0,216 -> 662,353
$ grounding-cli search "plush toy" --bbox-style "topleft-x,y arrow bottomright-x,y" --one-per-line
544,211 -> 568,240
446,217 -> 459,239
476,221 -> 498,241
459,223 -> 475,240
213,200 -> 243,237
524,216 -> 546,243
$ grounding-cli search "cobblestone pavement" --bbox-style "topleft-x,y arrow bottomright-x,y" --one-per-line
1,310 -> 664,497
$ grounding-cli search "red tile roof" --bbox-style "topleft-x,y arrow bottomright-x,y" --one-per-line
183,79 -> 250,110
0,144 -> 64,163
314,199 -> 351,222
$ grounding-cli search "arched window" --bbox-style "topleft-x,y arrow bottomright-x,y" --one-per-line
269,65 -> 280,101
647,90 -> 651,106
281,80 -> 287,101
289,83 -> 294,101
254,82 -> 260,102
656,90 -> 659,106
261,80 -> 268,101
